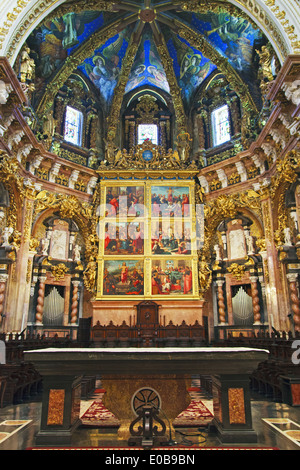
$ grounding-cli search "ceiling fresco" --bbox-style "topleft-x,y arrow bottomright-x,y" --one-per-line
24,1 -> 270,116
79,27 -> 132,104
165,29 -> 217,105
125,32 -> 170,95
27,11 -> 105,79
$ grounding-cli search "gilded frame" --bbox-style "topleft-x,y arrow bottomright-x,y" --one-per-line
96,179 -> 199,300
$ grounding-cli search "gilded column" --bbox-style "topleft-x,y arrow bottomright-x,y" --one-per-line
250,275 -> 261,325
287,273 -> 300,332
70,280 -> 80,324
35,275 -> 46,325
216,279 -> 226,325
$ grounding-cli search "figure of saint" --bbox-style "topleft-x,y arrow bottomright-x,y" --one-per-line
104,132 -> 119,164
20,46 -> 35,83
119,262 -> 128,284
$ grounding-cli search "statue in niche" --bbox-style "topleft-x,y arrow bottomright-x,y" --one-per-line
0,81 -> 9,105
245,231 -> 255,254
74,244 -> 81,262
1,227 -> 13,247
284,227 -> 292,246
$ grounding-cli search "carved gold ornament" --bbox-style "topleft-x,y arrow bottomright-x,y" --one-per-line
227,263 -> 246,280
51,263 -> 69,281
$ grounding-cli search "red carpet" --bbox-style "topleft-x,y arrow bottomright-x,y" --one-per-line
173,400 -> 214,428
80,383 -> 213,428
80,398 -> 213,429
80,401 -> 120,428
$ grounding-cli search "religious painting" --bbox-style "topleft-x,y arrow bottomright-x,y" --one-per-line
164,30 -> 216,105
81,27 -> 132,103
103,260 -> 144,296
151,185 -> 191,217
105,185 -> 145,217
104,221 -> 144,255
191,11 -> 263,72
151,259 -> 193,296
27,11 -> 104,82
151,220 -> 192,255
125,34 -> 170,95
188,10 -> 265,95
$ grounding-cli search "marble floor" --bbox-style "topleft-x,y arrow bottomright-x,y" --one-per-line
0,382 -> 300,451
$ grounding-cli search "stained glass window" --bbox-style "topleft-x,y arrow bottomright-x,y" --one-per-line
64,106 -> 83,146
138,124 -> 158,145
211,105 -> 231,147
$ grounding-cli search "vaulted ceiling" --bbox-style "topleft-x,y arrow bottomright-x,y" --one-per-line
22,0 -> 273,130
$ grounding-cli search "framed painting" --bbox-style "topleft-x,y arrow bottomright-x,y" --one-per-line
151,220 -> 192,255
151,259 -> 193,296
103,259 -> 144,296
151,185 -> 191,217
104,221 -> 145,255
105,185 -> 145,217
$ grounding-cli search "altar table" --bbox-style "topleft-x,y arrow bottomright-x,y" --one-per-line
24,347 -> 269,445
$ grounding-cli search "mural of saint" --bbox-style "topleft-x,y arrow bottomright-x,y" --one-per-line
28,11 -> 104,79
125,35 -> 170,94
165,31 -> 215,104
82,28 -> 131,103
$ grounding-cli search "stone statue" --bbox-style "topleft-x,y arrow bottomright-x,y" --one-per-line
284,227 -> 292,246
1,226 -> 13,247
214,244 -> 221,261
245,231 -> 255,254
74,244 -> 81,262
0,80 -> 9,105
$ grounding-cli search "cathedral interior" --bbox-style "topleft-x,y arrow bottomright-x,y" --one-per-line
0,0 -> 300,452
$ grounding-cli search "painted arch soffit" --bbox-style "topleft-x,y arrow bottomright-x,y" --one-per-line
0,0 -> 299,67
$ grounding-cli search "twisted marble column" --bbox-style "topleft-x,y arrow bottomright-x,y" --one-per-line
70,280 -> 80,324
35,276 -> 46,325
216,279 -> 226,325
287,273 -> 300,332
250,276 -> 261,325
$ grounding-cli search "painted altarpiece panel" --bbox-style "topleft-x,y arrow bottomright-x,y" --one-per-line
96,180 -> 198,300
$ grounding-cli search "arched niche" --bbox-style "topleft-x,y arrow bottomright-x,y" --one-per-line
120,86 -> 175,153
